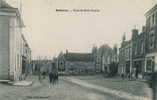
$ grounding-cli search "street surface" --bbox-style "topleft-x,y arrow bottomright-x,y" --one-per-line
65,76 -> 152,100
75,75 -> 153,98
0,76 -> 127,100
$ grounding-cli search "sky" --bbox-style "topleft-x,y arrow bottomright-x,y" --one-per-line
6,0 -> 157,59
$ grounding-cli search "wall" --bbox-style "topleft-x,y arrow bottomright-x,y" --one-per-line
9,16 -> 22,81
0,16 -> 10,79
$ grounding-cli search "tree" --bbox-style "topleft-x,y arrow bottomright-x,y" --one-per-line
92,46 -> 98,73
113,44 -> 118,55
113,44 -> 118,62
98,44 -> 113,73
92,46 -> 98,60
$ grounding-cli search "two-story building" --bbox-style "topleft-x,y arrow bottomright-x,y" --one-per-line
119,4 -> 157,78
132,28 -> 146,78
0,1 -> 31,81
145,4 -> 157,74
118,38 -> 132,76
58,50 -> 95,75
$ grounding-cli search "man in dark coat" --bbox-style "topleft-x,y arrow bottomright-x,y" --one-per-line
48,71 -> 53,84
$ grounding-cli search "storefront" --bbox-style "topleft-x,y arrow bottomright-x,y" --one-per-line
132,58 -> 145,79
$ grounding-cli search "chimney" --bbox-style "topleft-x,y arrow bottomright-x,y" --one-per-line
142,26 -> 146,32
131,29 -> 138,40
66,49 -> 68,54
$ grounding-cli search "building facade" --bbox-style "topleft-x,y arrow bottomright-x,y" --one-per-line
118,38 -> 132,76
58,51 -> 95,75
118,4 -> 157,78
0,1 -> 31,81
145,4 -> 157,74
21,35 -> 31,79
132,28 -> 146,78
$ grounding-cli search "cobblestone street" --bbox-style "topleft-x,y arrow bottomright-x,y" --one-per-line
0,76 -> 127,100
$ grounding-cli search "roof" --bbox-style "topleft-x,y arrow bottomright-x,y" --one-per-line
145,4 -> 157,17
0,1 -> 25,27
0,1 -> 14,8
22,34 -> 31,49
120,40 -> 131,49
64,52 -> 94,62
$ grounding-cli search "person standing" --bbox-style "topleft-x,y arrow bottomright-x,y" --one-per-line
135,68 -> 138,79
48,71 -> 53,84
38,71 -> 42,83
48,62 -> 54,88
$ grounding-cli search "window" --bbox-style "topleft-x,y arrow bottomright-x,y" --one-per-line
141,41 -> 144,54
134,44 -> 137,55
146,59 -> 154,73
150,13 -> 156,27
152,14 -> 155,25
149,30 -> 155,49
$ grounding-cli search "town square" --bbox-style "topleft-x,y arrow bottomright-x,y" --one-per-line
0,0 -> 157,100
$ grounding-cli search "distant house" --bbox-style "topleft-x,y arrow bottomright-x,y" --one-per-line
32,60 -> 53,74
96,44 -> 118,74
58,51 -> 95,75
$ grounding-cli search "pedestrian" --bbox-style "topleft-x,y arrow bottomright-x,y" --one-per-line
48,72 -> 53,83
53,70 -> 59,84
128,72 -> 131,80
48,71 -> 54,88
135,68 -> 138,79
42,71 -> 46,79
38,71 -> 42,83
121,73 -> 125,80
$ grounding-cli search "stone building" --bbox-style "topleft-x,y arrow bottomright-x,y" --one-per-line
118,4 -> 157,78
132,28 -> 146,78
58,50 -> 95,75
144,4 -> 157,74
118,36 -> 132,76
0,1 -> 31,81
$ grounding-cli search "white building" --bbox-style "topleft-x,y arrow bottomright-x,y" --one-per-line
0,1 -> 30,81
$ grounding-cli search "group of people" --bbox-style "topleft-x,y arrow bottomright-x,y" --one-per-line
48,69 -> 59,84
121,68 -> 139,80
38,62 -> 59,85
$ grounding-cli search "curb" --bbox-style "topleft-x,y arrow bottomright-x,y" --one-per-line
8,81 -> 33,87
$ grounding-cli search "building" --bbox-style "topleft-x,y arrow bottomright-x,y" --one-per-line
92,44 -> 118,74
58,50 -> 95,75
132,28 -> 146,78
101,46 -> 113,73
92,46 -> 101,73
118,34 -> 132,76
0,1 -> 31,81
21,34 -> 31,78
57,52 -> 66,72
32,60 -> 53,75
118,4 -> 157,78
145,4 -> 157,74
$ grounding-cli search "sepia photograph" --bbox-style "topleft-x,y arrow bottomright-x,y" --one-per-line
0,0 -> 157,100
